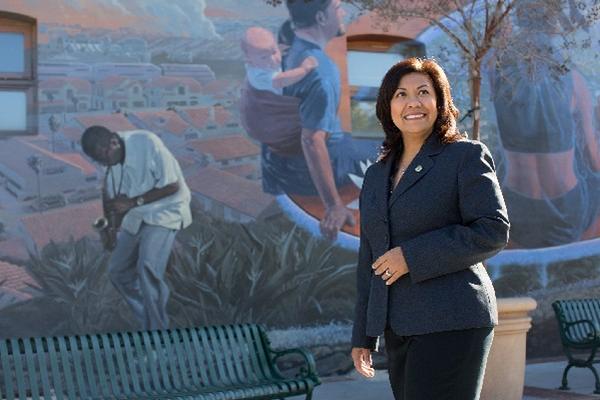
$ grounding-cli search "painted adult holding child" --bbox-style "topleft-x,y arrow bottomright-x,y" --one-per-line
240,0 -> 378,242
351,58 -> 510,399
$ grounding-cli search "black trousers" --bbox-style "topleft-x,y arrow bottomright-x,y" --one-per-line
384,327 -> 494,400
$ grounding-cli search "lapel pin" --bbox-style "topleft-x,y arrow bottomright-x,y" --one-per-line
415,165 -> 423,172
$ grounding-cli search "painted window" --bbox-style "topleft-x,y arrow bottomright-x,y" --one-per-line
347,35 -> 425,138
0,12 -> 37,137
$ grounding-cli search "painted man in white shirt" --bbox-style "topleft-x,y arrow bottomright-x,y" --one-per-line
81,125 -> 192,330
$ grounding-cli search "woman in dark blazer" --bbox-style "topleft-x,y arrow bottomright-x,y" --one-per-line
350,58 -> 510,400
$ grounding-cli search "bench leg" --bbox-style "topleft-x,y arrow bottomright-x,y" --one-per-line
559,363 -> 573,390
588,365 -> 600,394
305,388 -> 313,400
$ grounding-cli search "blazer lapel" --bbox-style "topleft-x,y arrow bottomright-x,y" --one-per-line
375,150 -> 396,215
389,134 -> 444,208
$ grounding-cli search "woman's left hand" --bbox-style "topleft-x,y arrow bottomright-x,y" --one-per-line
372,247 -> 409,285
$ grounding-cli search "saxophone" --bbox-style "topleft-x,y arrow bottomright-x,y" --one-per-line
92,169 -> 122,251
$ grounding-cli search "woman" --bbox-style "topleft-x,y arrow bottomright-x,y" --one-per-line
351,58 -> 509,400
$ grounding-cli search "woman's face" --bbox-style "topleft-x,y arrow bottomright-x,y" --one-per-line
390,72 -> 438,140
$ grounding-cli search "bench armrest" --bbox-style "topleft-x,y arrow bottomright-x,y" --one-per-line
271,347 -> 320,384
564,319 -> 599,345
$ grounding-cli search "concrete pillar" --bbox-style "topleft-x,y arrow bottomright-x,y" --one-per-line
481,297 -> 537,400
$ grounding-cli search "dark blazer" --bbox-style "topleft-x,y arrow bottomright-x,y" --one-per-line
351,134 -> 510,350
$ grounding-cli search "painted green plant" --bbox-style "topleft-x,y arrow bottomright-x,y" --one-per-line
0,212 -> 358,337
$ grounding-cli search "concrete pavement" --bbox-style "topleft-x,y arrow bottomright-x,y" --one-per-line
290,360 -> 600,399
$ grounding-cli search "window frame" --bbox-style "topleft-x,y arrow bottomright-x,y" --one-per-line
346,34 -> 425,138
0,11 -> 37,137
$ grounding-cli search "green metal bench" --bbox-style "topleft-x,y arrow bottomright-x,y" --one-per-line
552,298 -> 600,394
0,324 -> 320,399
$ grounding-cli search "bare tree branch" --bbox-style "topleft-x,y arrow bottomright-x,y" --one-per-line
454,0 -> 480,50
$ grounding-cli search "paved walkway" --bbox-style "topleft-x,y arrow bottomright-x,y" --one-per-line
524,361 -> 600,399
290,360 -> 600,399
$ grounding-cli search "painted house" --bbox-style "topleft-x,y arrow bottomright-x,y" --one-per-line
213,106 -> 239,130
185,135 -> 260,167
0,139 -> 98,202
0,237 -> 30,263
59,127 -> 85,149
38,62 -> 94,80
222,163 -> 260,180
20,200 -> 103,251
178,106 -> 239,135
127,110 -> 198,145
73,113 -> 137,134
145,76 -> 204,108
92,63 -> 161,82
159,63 -> 216,85
203,79 -> 240,104
186,166 -> 278,223
95,76 -> 146,111
39,77 -> 92,113
0,260 -> 37,306
180,107 -> 218,134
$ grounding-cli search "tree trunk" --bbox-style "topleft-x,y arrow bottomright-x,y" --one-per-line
469,62 -> 482,141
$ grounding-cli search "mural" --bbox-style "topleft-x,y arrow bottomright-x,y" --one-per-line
0,0 -> 598,360
415,0 -> 600,357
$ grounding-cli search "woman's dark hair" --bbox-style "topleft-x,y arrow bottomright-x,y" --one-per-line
375,57 -> 463,162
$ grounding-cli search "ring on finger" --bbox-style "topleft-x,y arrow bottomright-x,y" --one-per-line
384,269 -> 392,278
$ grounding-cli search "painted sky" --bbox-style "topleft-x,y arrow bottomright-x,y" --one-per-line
3,0 -> 219,38
204,0 -> 285,19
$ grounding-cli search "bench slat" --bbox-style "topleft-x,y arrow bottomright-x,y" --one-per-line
240,324 -> 266,384
150,331 -> 171,393
57,336 -> 78,399
248,324 -> 275,380
0,324 -> 318,400
131,330 -> 153,394
189,327 -> 213,388
110,332 -> 132,397
67,336 -> 88,399
216,325 -> 243,386
9,339 -> 28,399
590,300 -> 600,330
33,337 -> 52,399
100,333 -> 121,396
0,339 -> 14,400
575,300 -> 593,339
208,325 -> 235,387
232,325 -> 255,384
140,331 -> 163,395
199,326 -> 228,387
22,337 -> 40,400
169,329 -> 191,389
160,330 -> 181,390
230,325 -> 255,385
47,337 -> 66,399
121,331 -> 143,395
91,333 -> 112,398
79,335 -> 101,398
178,329 -> 200,389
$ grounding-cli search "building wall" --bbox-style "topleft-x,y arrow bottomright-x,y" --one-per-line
0,1 -> 598,360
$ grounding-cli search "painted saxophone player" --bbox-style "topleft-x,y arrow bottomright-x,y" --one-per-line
82,125 -> 192,330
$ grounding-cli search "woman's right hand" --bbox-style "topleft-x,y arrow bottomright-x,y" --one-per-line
351,347 -> 375,378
